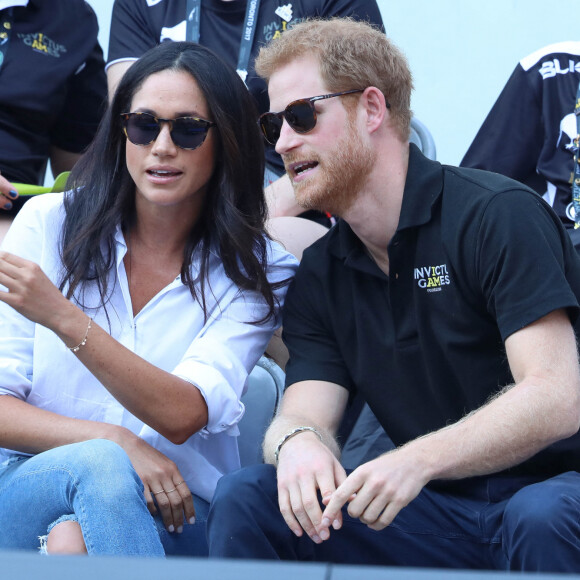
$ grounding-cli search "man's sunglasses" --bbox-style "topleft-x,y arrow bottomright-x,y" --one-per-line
121,112 -> 216,150
258,89 -> 365,146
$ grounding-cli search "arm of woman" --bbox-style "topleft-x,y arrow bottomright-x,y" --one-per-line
0,240 -> 297,445
0,250 -> 208,444
0,394 -> 196,529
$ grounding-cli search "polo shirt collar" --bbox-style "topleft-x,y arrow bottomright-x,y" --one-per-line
330,144 -> 444,269
396,143 -> 444,232
0,1 -> 29,9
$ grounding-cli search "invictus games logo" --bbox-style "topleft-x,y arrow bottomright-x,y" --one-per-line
414,264 -> 450,293
17,32 -> 66,58
263,4 -> 294,42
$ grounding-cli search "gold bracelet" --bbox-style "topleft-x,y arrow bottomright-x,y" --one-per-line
69,318 -> 92,353
274,426 -> 322,465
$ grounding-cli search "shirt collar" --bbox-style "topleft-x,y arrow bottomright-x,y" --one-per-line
396,143 -> 444,232
330,144 -> 444,265
0,1 -> 29,9
114,223 -> 128,270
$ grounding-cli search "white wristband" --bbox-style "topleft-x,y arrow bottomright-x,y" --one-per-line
274,426 -> 322,465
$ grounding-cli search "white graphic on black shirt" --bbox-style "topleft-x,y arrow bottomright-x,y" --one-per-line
414,264 -> 451,293
275,4 -> 293,23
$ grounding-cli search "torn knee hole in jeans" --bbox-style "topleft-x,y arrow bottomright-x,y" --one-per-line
38,513 -> 79,555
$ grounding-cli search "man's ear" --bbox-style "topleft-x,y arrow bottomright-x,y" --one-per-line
361,87 -> 388,133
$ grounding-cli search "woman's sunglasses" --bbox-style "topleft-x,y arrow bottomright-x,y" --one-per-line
258,89 -> 364,146
121,112 -> 216,151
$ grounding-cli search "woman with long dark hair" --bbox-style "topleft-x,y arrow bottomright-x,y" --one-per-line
0,41 -> 296,556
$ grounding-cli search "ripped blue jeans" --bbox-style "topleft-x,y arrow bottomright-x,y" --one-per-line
0,439 -> 209,557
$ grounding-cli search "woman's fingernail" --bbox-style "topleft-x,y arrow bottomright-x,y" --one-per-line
4,201 -> 12,210
168,525 -> 174,533
177,526 -> 183,534
8,190 -> 17,198
189,516 -> 196,525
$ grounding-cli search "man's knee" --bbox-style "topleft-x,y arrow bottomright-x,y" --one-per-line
505,474 -> 580,533
503,473 -> 580,570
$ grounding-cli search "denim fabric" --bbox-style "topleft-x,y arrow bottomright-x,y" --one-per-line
154,494 -> 209,557
35,490 -> 210,557
208,464 -> 580,572
0,439 -> 165,556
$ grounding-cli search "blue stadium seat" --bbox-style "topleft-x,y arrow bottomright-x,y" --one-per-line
410,117 -> 437,160
238,356 -> 285,466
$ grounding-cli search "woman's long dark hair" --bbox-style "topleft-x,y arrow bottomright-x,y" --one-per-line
61,41 -> 283,322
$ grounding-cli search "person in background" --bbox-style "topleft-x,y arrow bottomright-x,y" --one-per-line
106,0 -> 384,226
461,42 -> 580,250
207,18 -> 580,572
0,0 -> 107,214
0,40 -> 296,556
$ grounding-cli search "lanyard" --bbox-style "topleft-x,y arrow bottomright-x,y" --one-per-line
185,0 -> 261,83
573,81 -> 580,228
0,8 -> 13,72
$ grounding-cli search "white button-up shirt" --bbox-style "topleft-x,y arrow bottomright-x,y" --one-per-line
0,193 -> 298,501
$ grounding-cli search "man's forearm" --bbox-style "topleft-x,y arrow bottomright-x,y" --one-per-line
401,378 -> 580,483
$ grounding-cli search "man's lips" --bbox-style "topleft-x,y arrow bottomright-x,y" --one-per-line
287,160 -> 319,179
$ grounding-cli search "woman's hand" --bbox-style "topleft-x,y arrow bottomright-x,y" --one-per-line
0,172 -> 18,211
0,253 -> 198,535
0,251 -> 72,328
117,431 -> 196,534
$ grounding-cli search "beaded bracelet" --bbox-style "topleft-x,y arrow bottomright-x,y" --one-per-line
69,318 -> 92,353
274,426 -> 323,465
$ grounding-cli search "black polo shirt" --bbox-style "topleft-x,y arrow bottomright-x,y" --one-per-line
0,0 -> 107,185
283,144 -> 580,477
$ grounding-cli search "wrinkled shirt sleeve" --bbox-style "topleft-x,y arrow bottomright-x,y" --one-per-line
173,242 -> 297,436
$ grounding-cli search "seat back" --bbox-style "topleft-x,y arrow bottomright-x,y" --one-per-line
409,117 -> 437,160
238,356 -> 285,466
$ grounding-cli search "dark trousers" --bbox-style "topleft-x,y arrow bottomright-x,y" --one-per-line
207,464 -> 580,572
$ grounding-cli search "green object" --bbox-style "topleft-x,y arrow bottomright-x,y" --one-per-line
12,171 -> 70,195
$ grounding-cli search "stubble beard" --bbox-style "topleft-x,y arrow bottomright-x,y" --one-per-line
288,118 -> 376,217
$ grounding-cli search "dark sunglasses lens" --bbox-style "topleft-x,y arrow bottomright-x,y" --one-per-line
285,100 -> 316,133
260,114 -> 282,145
171,118 -> 210,150
125,113 -> 160,145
